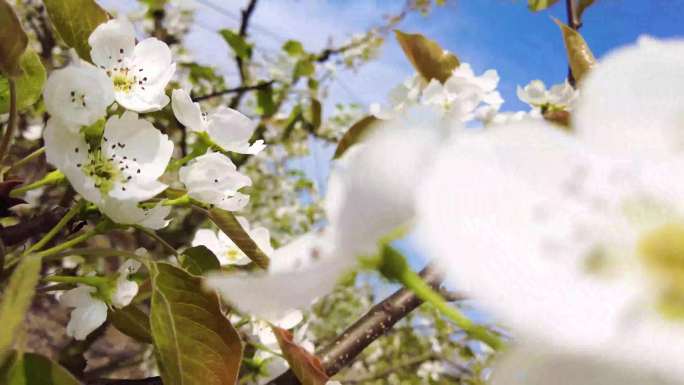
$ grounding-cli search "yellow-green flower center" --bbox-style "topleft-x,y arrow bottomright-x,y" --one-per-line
112,73 -> 136,93
81,150 -> 121,194
638,223 -> 684,320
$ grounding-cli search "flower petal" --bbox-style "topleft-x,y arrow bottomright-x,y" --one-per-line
88,17 -> 136,70
171,88 -> 205,131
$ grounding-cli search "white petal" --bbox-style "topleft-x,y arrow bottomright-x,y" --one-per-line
192,228 -> 222,253
575,38 -> 684,159
43,63 -> 114,127
111,278 -> 139,308
491,343 -> 682,385
44,118 -> 88,170
132,38 -> 174,87
60,285 -> 98,308
206,107 -> 257,151
179,152 -> 252,210
171,88 -> 205,131
99,198 -> 171,229
325,120 -> 441,258
66,298 -> 108,340
88,17 -> 136,70
272,309 -> 303,329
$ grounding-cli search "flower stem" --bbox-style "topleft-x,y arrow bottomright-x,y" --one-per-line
10,170 -> 65,198
379,246 -> 504,350
0,79 -> 17,167
23,199 -> 84,256
136,226 -> 179,256
161,194 -> 190,207
33,229 -> 98,259
7,146 -> 45,174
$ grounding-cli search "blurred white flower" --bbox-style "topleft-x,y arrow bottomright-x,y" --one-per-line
191,217 -> 272,265
43,60 -> 114,129
172,89 -> 265,154
179,152 -> 252,211
416,37 -> 684,379
44,111 -> 174,204
369,75 -> 424,119
89,17 -> 175,112
517,79 -> 577,111
61,259 -> 141,340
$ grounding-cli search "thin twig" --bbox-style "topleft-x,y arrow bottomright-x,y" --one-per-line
192,81 -> 274,102
0,79 -> 17,166
565,0 -> 580,86
229,0 -> 259,109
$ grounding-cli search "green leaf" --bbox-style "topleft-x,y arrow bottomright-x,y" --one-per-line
333,115 -> 379,159
256,86 -> 276,117
0,0 -> 28,77
527,0 -> 560,11
207,208 -> 270,269
110,305 -> 153,344
308,99 -> 322,131
0,256 -> 41,367
272,327 -> 329,385
2,352 -> 81,385
577,0 -> 596,20
150,262 -> 243,385
219,29 -> 252,60
0,50 -> 47,114
283,40 -> 305,56
180,245 -> 221,275
43,0 -> 109,61
554,18 -> 596,83
394,30 -> 459,83
294,59 -> 315,79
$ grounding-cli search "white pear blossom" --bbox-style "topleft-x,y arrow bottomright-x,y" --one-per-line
99,198 -> 171,229
416,37 -> 684,378
205,231 -> 351,321
369,75 -> 424,119
172,89 -> 265,154
191,217 -> 273,265
60,285 -> 108,340
179,152 -> 252,211
89,17 -> 175,112
44,111 -> 174,204
517,79 -> 578,111
60,259 -> 142,340
43,60 -> 114,129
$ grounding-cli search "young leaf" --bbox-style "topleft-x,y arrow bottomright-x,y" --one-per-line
294,59 -> 315,79
577,0 -> 596,20
256,86 -> 276,117
333,115 -> 379,159
0,0 -> 28,77
0,256 -> 41,367
2,352 -> 80,385
0,50 -> 47,114
527,0 -> 560,11
208,208 -> 270,269
308,99 -> 322,131
219,29 -> 252,60
554,18 -> 597,83
272,327 -> 329,385
43,0 -> 109,61
150,262 -> 243,385
283,40 -> 305,57
395,30 -> 459,83
180,245 -> 221,275
110,305 -> 153,344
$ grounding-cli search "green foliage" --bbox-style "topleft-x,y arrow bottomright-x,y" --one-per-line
0,256 -> 41,367
0,0 -> 28,77
283,40 -> 305,56
220,29 -> 252,60
43,0 -> 109,62
294,59 -> 315,79
256,86 -> 276,117
179,245 -> 221,275
208,208 -> 270,269
272,327 -> 329,385
110,305 -> 153,344
554,18 -> 596,83
0,50 -> 47,114
2,352 -> 80,385
150,262 -> 243,385
395,30 -> 459,83
333,115 -> 379,159
527,0 -> 560,11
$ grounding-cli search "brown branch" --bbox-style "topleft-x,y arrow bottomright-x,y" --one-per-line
192,81 -> 274,102
266,265 -> 444,385
229,0 -> 259,109
0,206 -> 68,246
565,0 -> 580,87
